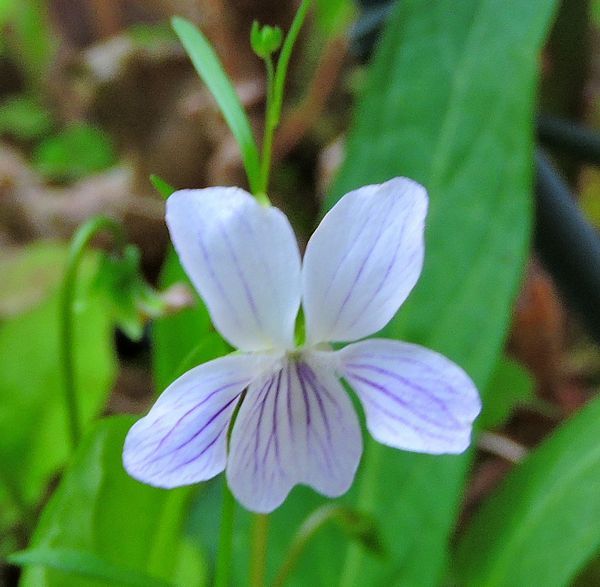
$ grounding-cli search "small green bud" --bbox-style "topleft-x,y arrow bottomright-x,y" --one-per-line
250,20 -> 283,58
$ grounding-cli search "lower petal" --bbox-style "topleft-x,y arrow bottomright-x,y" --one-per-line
123,352 -> 278,488
337,339 -> 481,454
227,355 -> 362,513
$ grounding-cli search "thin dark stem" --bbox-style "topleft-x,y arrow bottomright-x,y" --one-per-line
60,216 -> 125,448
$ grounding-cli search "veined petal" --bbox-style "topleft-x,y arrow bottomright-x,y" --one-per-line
166,188 -> 302,351
123,352 -> 280,488
337,339 -> 480,454
227,354 -> 362,513
302,178 -> 427,344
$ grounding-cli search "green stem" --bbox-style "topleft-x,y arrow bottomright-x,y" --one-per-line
272,0 -> 312,125
60,216 -> 125,449
255,0 -> 311,198
250,514 -> 269,587
259,55 -> 276,196
338,442 -> 382,587
214,483 -> 236,587
273,505 -> 347,587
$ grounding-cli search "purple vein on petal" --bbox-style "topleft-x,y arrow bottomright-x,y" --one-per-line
346,221 -> 419,330
220,221 -> 262,331
196,229 -> 243,328
329,195 -> 398,332
162,426 -> 227,475
345,370 -> 463,431
321,207 -> 373,299
296,362 -> 335,473
144,394 -> 240,467
149,379 -> 248,455
346,361 -> 464,427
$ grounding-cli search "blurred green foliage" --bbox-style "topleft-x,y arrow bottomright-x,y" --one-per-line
0,242 -> 116,535
32,124 -> 118,182
0,95 -> 53,140
456,395 -> 600,586
18,417 -> 205,587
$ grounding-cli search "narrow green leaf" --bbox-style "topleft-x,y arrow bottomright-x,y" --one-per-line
171,16 -> 261,193
20,416 -> 203,587
150,174 -> 176,199
456,395 -> 600,587
9,548 -> 171,587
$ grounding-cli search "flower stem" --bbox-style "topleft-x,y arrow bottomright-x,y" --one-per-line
256,0 -> 311,198
214,482 -> 236,587
338,442 -> 383,587
259,55 -> 276,197
273,505 -> 347,587
60,216 -> 125,449
249,514 -> 269,587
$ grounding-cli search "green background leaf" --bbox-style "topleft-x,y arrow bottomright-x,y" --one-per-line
20,416 -> 204,587
456,396 -> 600,587
33,124 -> 117,182
295,0 -> 560,585
0,242 -> 116,509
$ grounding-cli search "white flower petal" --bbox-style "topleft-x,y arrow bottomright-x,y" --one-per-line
302,178 -> 427,344
166,188 -> 302,351
227,354 -> 362,513
123,352 -> 279,488
337,339 -> 481,454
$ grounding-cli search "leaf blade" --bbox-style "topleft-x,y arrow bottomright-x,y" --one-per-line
171,16 -> 261,193
456,396 -> 600,586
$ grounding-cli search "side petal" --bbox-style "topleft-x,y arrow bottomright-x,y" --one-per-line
166,188 -> 302,351
337,339 -> 481,454
227,355 -> 362,513
302,178 -> 427,344
123,352 -> 279,488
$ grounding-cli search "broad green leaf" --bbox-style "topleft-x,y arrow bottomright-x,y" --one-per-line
171,17 -> 261,193
308,1 -> 559,585
0,242 -> 116,507
33,123 -> 117,182
455,395 -> 600,587
479,356 -> 533,429
20,416 -> 203,587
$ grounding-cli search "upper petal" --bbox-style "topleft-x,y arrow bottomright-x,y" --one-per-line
336,339 -> 481,454
226,354 -> 362,513
166,188 -> 302,351
302,178 -> 427,345
123,352 -> 279,488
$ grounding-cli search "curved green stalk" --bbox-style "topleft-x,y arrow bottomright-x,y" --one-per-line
60,216 -> 125,448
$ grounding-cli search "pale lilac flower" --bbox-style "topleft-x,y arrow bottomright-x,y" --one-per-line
123,178 -> 481,513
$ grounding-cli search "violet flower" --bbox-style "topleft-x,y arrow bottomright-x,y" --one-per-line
123,178 -> 481,513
